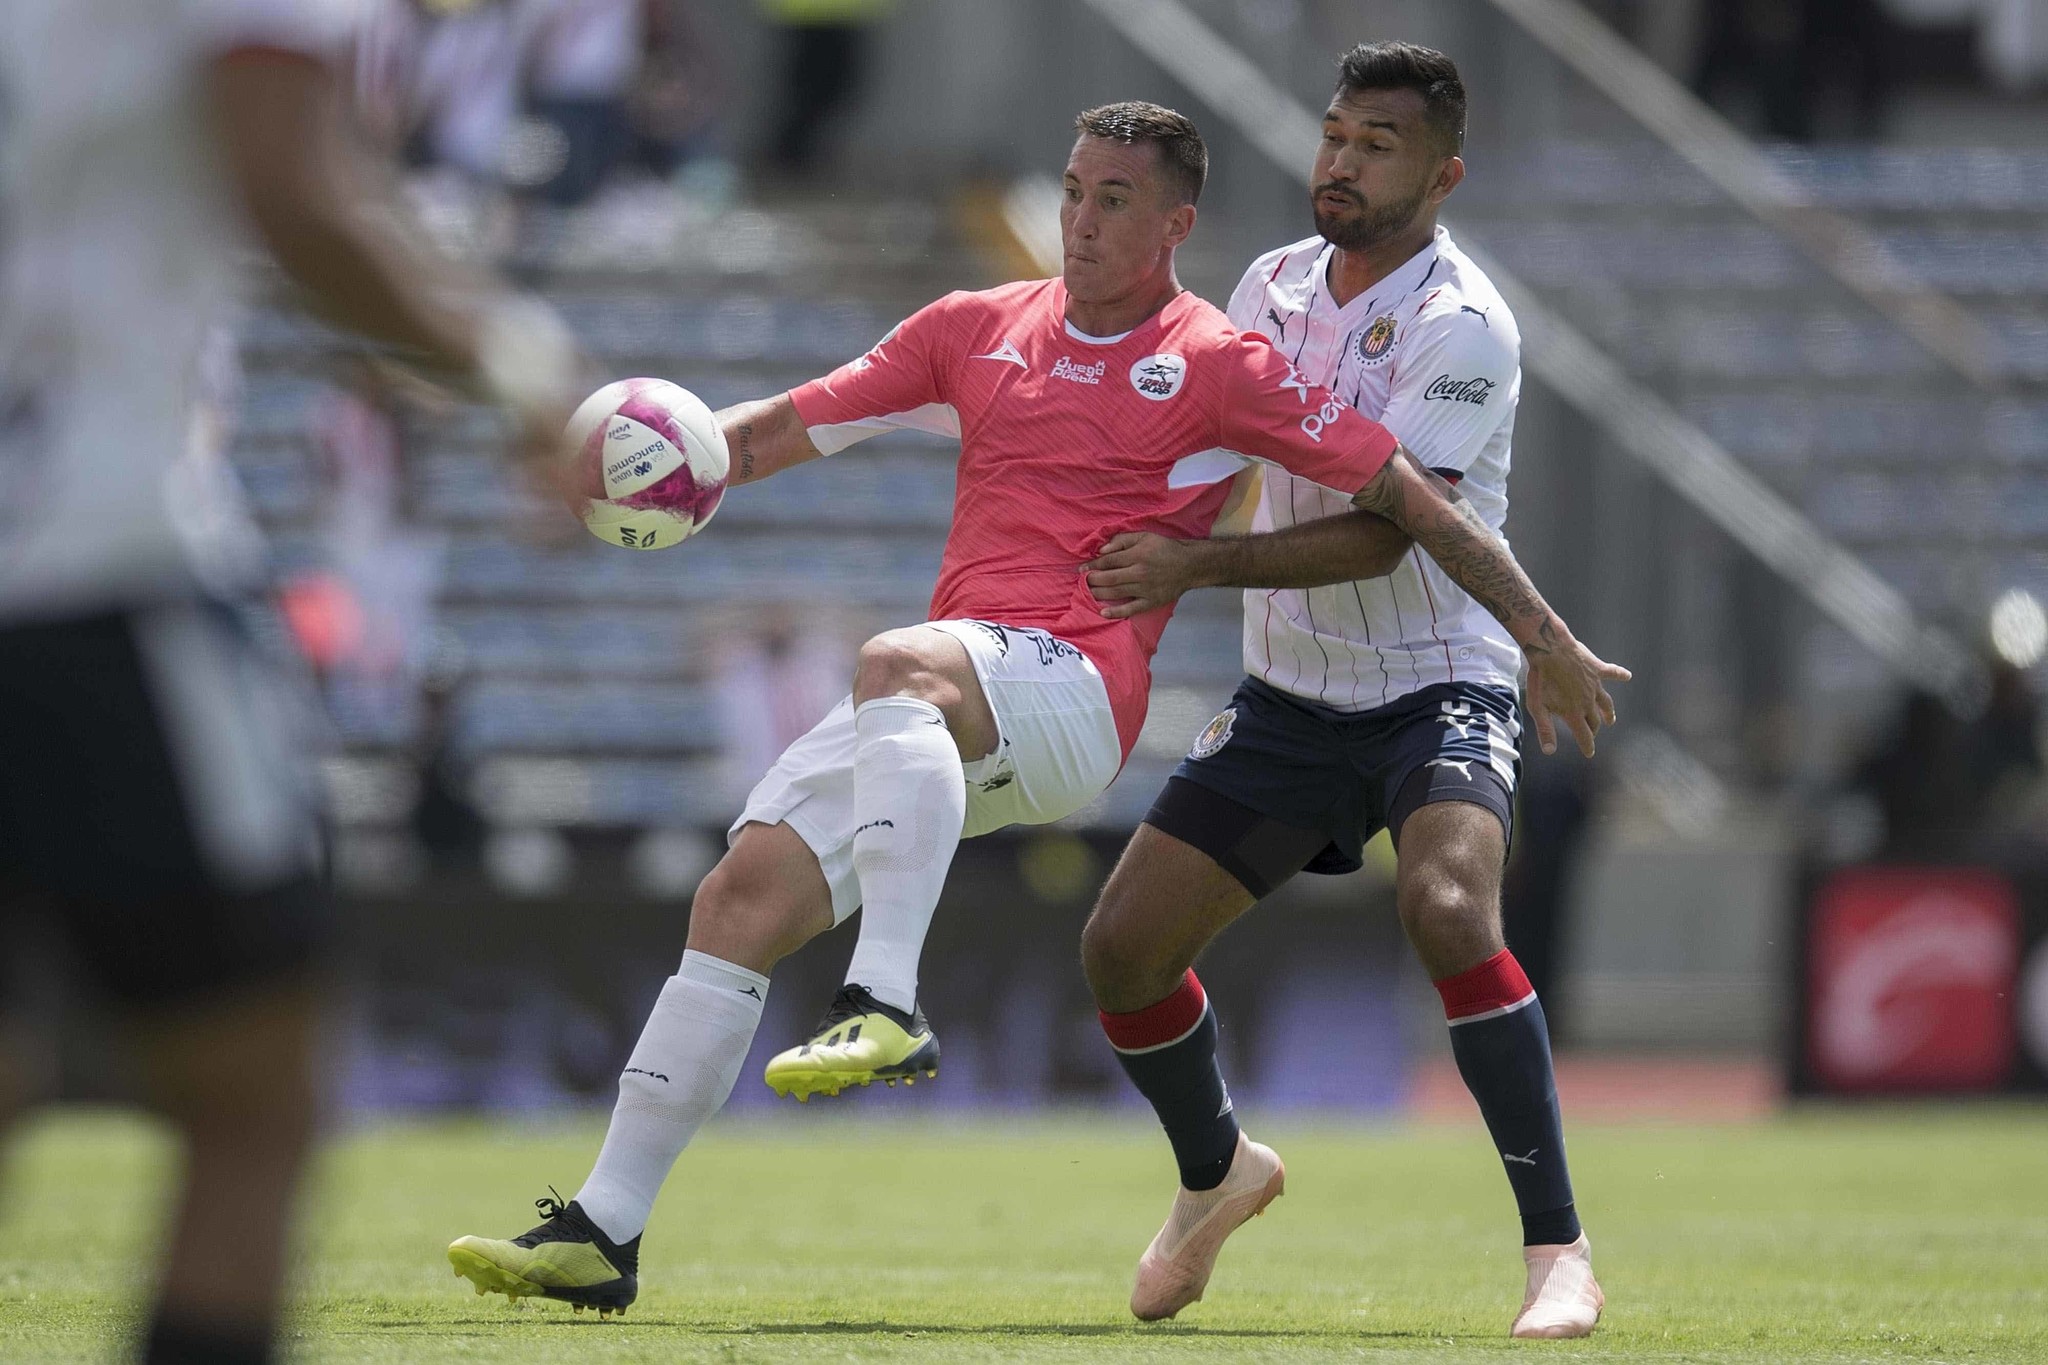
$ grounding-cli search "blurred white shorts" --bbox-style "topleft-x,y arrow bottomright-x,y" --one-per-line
730,619 -> 1121,924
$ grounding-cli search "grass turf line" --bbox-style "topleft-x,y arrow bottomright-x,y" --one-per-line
1,1108 -> 2044,1362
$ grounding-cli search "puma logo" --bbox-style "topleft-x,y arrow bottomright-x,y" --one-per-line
1503,1148 -> 1538,1166
1427,758 -> 1475,779
624,1067 -> 670,1084
855,818 -> 895,835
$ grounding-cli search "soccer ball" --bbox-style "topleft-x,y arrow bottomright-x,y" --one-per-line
565,378 -> 728,550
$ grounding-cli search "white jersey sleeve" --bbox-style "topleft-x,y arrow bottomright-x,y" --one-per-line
1225,257 -> 1269,334
1378,303 -> 1519,479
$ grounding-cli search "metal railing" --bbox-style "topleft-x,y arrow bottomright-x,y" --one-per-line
1071,0 -> 1982,712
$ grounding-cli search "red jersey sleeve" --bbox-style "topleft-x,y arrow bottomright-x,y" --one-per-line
787,294 -> 964,455
1216,332 -> 1398,495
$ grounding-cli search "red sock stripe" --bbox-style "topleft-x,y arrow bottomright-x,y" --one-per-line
1099,970 -> 1208,1053
1433,949 -> 1536,1023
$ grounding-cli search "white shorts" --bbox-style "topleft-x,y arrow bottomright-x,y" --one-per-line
730,619 -> 1122,924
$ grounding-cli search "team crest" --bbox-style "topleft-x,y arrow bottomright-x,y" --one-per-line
1130,353 -> 1188,401
1190,707 -> 1237,760
1356,314 -> 1398,367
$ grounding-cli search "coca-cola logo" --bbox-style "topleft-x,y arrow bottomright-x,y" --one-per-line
1423,374 -> 1496,406
1807,869 -> 2018,1091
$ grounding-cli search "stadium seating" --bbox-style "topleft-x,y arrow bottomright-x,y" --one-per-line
1450,140 -> 2048,718
238,146 -> 2044,834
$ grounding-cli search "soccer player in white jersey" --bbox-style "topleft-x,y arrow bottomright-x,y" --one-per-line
0,5 -> 580,1361
1077,45 -> 1615,1337
447,100 -> 1625,1317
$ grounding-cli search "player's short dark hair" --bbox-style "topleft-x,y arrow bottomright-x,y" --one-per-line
1073,101 -> 1208,206
1335,42 -> 1466,156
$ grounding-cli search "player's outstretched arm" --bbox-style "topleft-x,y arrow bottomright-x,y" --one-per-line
208,54 -> 572,415
716,394 -> 824,487
207,49 -> 582,520
1085,511 -> 1413,618
1353,445 -> 1632,756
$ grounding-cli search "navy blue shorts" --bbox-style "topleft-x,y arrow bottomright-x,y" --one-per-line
1146,677 -> 1521,899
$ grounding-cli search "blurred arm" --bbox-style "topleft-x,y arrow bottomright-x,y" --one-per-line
205,50 -> 576,430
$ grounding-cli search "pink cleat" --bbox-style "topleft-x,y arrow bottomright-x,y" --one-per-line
1510,1233 -> 1604,1338
1129,1133 -> 1285,1321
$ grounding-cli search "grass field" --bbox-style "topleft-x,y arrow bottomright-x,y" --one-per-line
2,1106 -> 2044,1363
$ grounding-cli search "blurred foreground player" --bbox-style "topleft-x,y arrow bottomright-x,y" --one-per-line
1076,45 -> 1617,1335
0,4 -> 579,1362
447,100 -> 1623,1316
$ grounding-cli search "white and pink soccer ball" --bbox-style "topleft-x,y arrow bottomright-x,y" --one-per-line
565,378 -> 728,550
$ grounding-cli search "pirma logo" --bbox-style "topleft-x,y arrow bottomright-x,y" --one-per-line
1190,707 -> 1237,760
1130,353 -> 1188,401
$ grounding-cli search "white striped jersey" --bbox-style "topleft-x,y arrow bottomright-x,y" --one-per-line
1228,225 -> 1524,711
0,0 -> 361,623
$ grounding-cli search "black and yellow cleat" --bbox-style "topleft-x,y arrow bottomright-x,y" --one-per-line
763,984 -> 941,1101
447,1190 -> 638,1317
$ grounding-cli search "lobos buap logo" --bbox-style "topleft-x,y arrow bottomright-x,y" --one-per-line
1130,353 -> 1188,401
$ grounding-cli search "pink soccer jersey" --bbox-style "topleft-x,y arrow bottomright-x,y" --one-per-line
787,278 -> 1400,760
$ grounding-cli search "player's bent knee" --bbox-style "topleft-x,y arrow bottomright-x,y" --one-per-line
1397,872 -> 1504,975
852,630 -> 943,704
1080,902 -> 1186,1011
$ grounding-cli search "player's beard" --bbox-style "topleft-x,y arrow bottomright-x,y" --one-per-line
1311,181 -> 1430,252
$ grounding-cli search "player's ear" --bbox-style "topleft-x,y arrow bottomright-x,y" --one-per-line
1430,155 -> 1465,205
1163,201 -> 1196,250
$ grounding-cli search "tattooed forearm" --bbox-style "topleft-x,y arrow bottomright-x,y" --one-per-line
736,422 -> 755,481
1354,445 -> 1564,650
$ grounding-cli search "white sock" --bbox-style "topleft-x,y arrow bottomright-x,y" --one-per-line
573,949 -> 768,1243
842,696 -> 968,1015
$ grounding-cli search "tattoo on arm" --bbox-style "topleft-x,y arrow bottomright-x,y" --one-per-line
736,422 -> 755,481
1355,446 -> 1561,651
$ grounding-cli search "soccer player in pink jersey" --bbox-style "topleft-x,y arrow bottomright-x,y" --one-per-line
447,102 -> 1623,1314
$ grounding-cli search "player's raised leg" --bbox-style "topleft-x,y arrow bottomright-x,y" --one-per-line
1082,811 -> 1318,1321
763,625 -> 996,1099
1392,793 -> 1601,1339
448,820 -> 831,1313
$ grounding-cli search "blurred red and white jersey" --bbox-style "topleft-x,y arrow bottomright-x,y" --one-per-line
0,0 -> 362,622
788,278 -> 1399,760
1232,226 -> 1524,710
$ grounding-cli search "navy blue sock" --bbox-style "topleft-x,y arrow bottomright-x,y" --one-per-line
1101,969 -> 1241,1191
1436,950 -> 1581,1247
